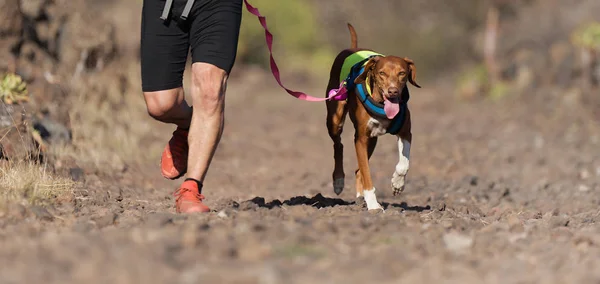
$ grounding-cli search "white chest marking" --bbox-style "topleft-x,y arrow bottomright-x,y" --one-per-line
366,117 -> 390,137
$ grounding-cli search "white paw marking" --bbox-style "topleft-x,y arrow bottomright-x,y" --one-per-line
333,178 -> 344,195
363,188 -> 383,211
392,138 -> 410,196
391,171 -> 405,193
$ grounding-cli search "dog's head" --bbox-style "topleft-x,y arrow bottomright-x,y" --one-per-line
354,55 -> 421,100
354,55 -> 421,118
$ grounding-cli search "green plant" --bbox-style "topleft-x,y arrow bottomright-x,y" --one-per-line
571,22 -> 600,50
0,73 -> 29,105
455,64 -> 511,100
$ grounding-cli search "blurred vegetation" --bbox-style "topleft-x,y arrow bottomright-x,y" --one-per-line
236,0 -> 335,78
234,0 -> 490,82
571,22 -> 600,50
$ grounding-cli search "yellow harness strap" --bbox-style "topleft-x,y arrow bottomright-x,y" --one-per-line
339,50 -> 383,97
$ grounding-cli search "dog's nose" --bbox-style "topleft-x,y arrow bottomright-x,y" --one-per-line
387,87 -> 400,97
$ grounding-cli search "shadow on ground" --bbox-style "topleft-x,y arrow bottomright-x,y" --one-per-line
237,193 -> 431,212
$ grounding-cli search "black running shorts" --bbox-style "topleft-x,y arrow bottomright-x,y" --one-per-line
140,0 -> 243,92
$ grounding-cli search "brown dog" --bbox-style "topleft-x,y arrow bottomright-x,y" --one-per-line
325,23 -> 421,210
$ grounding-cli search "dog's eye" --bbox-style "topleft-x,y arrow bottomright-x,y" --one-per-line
399,71 -> 406,76
378,71 -> 386,76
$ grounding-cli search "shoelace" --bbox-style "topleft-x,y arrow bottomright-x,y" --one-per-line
173,187 -> 205,203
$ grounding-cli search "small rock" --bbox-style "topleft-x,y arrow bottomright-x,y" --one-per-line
580,170 -> 591,180
469,176 -> 478,186
443,232 -> 473,253
508,232 -> 527,243
33,117 -> 72,145
217,211 -> 228,218
533,135 -> 544,149
578,184 -> 590,192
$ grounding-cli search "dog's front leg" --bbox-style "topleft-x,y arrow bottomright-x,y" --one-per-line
392,134 -> 411,196
355,135 -> 383,210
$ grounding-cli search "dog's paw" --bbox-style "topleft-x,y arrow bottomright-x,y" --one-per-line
391,172 -> 406,196
333,178 -> 344,195
367,202 -> 384,211
363,188 -> 384,211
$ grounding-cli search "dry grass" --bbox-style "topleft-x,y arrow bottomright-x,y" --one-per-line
0,73 -> 73,208
0,160 -> 75,207
55,61 -> 167,173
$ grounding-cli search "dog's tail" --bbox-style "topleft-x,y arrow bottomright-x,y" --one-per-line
347,23 -> 357,49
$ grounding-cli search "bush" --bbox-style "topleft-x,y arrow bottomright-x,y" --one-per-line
0,73 -> 29,105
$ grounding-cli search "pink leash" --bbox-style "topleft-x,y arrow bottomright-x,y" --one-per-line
242,0 -> 347,102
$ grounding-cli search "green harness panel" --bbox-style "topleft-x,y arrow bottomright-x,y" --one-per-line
339,50 -> 383,83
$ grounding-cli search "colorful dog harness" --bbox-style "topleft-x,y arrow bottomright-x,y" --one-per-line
331,51 -> 410,135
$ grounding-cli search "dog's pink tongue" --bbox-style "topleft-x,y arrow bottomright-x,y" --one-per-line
383,98 -> 400,119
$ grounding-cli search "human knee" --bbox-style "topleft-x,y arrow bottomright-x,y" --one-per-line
144,90 -> 181,120
191,64 -> 228,111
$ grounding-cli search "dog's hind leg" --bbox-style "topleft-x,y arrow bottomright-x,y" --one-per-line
326,99 -> 348,195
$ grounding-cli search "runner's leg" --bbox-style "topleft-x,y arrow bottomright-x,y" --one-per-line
185,0 -> 242,184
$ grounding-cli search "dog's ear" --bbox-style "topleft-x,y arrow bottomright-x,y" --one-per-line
354,56 -> 381,85
403,57 -> 421,88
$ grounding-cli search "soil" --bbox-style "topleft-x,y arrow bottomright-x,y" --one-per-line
0,70 -> 599,283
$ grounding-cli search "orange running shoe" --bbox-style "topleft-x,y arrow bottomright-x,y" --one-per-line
161,127 -> 189,179
174,180 -> 210,213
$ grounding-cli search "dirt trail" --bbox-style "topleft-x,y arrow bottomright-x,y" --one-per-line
1,73 -> 600,284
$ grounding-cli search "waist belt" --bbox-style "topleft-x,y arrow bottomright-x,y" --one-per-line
160,0 -> 195,21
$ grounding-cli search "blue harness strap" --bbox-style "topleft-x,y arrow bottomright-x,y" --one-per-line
344,56 -> 410,135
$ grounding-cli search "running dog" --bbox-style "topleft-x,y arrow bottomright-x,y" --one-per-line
325,23 -> 421,210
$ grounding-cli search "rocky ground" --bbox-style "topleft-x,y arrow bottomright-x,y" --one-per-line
1,0 -> 600,283
0,72 -> 599,283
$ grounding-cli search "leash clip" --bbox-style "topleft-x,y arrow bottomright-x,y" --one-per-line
327,81 -> 348,101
